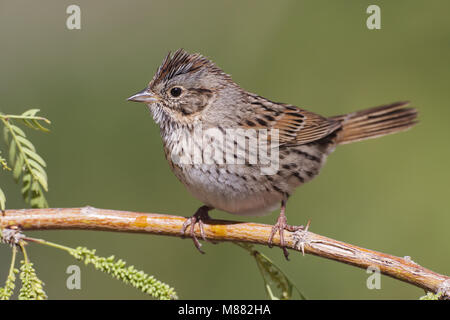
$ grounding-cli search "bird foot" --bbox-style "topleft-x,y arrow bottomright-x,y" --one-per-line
181,205 -> 213,254
268,212 -> 304,260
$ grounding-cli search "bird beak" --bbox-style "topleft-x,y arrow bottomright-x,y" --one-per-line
127,88 -> 160,103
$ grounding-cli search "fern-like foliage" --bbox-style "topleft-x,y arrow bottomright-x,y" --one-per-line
69,246 -> 178,300
0,109 -> 51,208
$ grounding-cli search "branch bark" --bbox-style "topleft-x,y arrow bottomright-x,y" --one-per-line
1,206 -> 449,298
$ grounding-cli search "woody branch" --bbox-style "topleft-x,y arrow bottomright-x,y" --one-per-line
1,206 -> 449,298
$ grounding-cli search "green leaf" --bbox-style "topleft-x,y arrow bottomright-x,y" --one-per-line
237,243 -> 307,300
12,155 -> 24,181
21,109 -> 41,117
8,139 -> 16,164
15,135 -> 36,152
3,125 -> 9,144
21,173 -> 32,200
31,170 -> 48,192
10,124 -> 26,137
31,119 -> 50,132
29,181 -> 48,208
0,187 -> 6,211
23,149 -> 47,168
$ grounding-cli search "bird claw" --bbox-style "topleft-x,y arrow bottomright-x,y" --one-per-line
268,209 -> 304,260
181,206 -> 213,254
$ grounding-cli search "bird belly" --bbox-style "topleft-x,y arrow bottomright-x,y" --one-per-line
175,164 -> 283,216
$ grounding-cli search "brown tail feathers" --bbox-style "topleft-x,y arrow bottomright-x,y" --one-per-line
331,101 -> 418,145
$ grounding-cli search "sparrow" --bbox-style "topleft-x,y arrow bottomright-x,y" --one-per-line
128,49 -> 418,259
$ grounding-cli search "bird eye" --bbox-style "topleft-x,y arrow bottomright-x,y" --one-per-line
170,87 -> 182,97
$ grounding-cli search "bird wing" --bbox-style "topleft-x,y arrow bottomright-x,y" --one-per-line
240,96 -> 341,145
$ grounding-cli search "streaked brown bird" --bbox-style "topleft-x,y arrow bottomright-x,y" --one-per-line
128,49 -> 418,259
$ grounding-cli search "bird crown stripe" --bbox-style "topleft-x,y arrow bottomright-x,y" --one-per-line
152,49 -> 209,84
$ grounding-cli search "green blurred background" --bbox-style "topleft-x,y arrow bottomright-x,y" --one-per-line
0,0 -> 449,299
